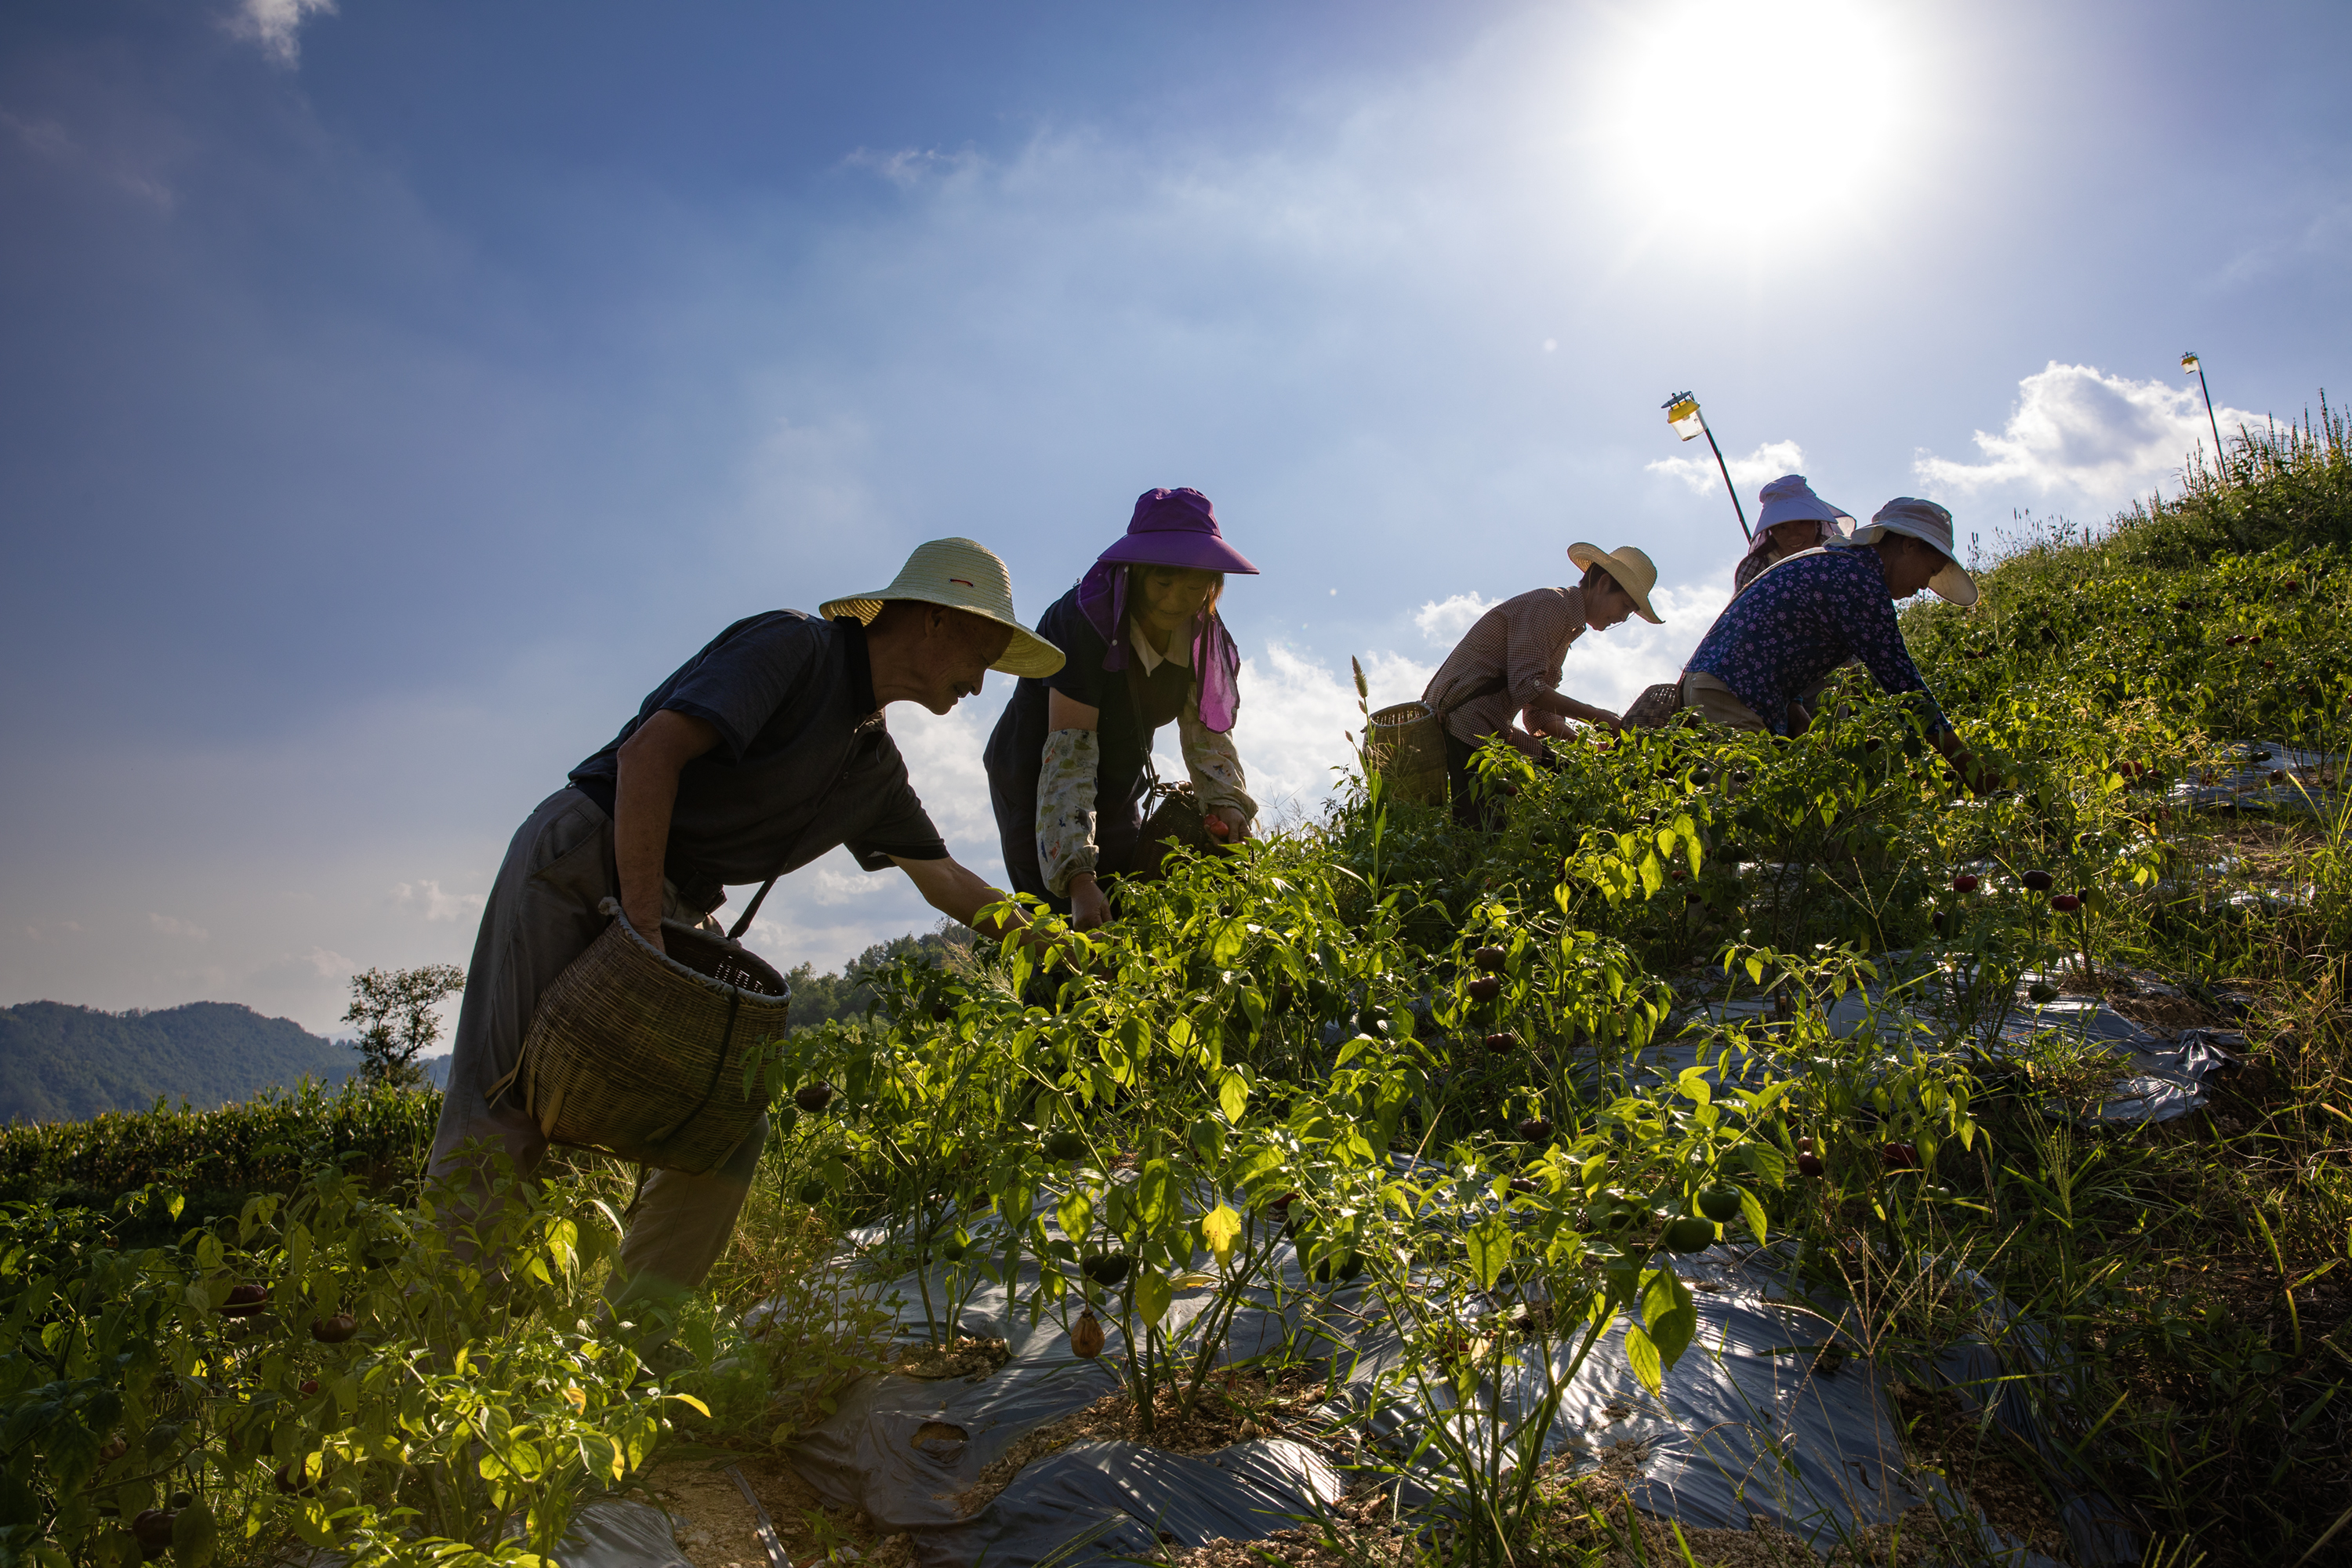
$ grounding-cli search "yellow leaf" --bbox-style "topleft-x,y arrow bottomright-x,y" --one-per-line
667,1393 -> 711,1417
564,1384 -> 586,1414
1200,1203 -> 1243,1264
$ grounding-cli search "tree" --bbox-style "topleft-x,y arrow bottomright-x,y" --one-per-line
343,964 -> 467,1089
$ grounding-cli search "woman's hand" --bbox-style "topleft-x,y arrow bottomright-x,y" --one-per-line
1069,872 -> 1113,931
1204,805 -> 1250,842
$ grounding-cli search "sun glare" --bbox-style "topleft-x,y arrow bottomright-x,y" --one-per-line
1590,0 -> 1911,245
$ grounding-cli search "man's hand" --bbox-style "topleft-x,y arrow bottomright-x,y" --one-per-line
614,710 -> 720,953
1068,872 -> 1113,931
1204,806 -> 1250,843
891,854 -> 1069,957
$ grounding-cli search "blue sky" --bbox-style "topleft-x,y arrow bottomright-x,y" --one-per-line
3,0 -> 2346,1039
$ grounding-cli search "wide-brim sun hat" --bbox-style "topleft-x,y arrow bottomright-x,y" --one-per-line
1566,543 -> 1665,624
1094,488 -> 1260,575
819,537 -> 1067,677
1848,498 -> 1979,608
1751,474 -> 1855,555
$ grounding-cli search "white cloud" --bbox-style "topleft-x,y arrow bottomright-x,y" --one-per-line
804,866 -> 896,905
226,0 -> 336,67
1560,579 -> 1733,713
1914,361 -> 2260,502
243,946 -> 354,1000
1648,439 -> 1809,499
149,913 -> 209,941
392,880 -> 485,923
843,146 -> 987,187
1413,592 -> 1498,645
1228,641 -> 1434,825
2,112 -> 176,210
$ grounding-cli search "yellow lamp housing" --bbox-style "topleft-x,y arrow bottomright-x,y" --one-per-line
1667,397 -> 1706,442
2180,352 -> 2200,374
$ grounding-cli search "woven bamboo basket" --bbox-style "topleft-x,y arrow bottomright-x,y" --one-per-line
510,898 -> 792,1174
1622,681 -> 1686,731
1365,701 -> 1447,805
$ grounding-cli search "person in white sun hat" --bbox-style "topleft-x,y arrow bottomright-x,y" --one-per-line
427,537 -> 1062,1307
1733,474 -> 1856,596
1679,498 -> 1984,782
1421,541 -> 1663,828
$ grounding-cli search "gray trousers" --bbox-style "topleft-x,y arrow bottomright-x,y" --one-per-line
428,786 -> 768,1300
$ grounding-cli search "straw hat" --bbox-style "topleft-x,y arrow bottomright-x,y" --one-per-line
820,538 -> 1067,677
1566,543 -> 1664,624
1846,498 -> 1978,607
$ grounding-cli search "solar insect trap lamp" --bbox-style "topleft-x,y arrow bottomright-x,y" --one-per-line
1664,390 -> 1750,543
2181,352 -> 2225,470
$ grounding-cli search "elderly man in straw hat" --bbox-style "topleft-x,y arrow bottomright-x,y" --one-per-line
428,538 -> 1062,1305
1421,543 -> 1663,828
1680,498 -> 1985,776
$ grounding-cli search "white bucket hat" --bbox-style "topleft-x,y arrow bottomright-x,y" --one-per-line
819,538 -> 1067,677
1566,543 -> 1665,623
1754,474 -> 1855,535
1847,498 -> 1978,607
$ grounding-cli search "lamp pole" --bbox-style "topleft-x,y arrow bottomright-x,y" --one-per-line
2181,352 -> 2225,474
1664,391 -> 1750,543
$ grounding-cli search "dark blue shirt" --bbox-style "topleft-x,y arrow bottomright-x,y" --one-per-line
1686,548 -> 1946,735
570,612 -> 945,913
984,586 -> 1188,824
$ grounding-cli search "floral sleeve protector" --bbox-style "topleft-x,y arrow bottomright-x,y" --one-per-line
1036,726 -> 1102,898
1179,700 -> 1258,826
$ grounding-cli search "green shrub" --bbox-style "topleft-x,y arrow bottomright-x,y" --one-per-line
0,1082 -> 441,1226
0,1157 -> 705,1568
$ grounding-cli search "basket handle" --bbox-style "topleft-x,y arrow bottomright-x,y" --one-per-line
727,876 -> 779,941
721,711 -> 875,940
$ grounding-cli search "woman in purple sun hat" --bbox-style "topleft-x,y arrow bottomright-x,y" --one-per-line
984,487 -> 1260,928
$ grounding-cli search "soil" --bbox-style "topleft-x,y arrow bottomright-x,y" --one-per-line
642,1453 -> 913,1568
1166,1472 -> 1977,1568
1888,1382 -> 2071,1559
891,1334 -> 1011,1381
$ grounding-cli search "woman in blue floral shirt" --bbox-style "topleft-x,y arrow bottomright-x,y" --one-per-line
1682,497 -> 1985,783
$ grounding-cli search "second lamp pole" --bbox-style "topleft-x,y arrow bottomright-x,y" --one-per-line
2181,352 -> 2226,473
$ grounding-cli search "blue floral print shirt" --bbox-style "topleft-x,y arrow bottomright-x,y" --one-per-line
1686,547 -> 1947,735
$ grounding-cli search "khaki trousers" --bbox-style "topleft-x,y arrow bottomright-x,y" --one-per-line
428,787 -> 767,1302
1680,671 -> 1771,731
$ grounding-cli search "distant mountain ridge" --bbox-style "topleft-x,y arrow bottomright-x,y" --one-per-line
0,1000 -> 360,1124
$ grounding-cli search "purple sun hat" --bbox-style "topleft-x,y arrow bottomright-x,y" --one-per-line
1075,487 -> 1255,733
1093,488 -> 1261,575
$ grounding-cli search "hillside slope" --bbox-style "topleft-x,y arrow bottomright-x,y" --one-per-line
0,1000 -> 355,1123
